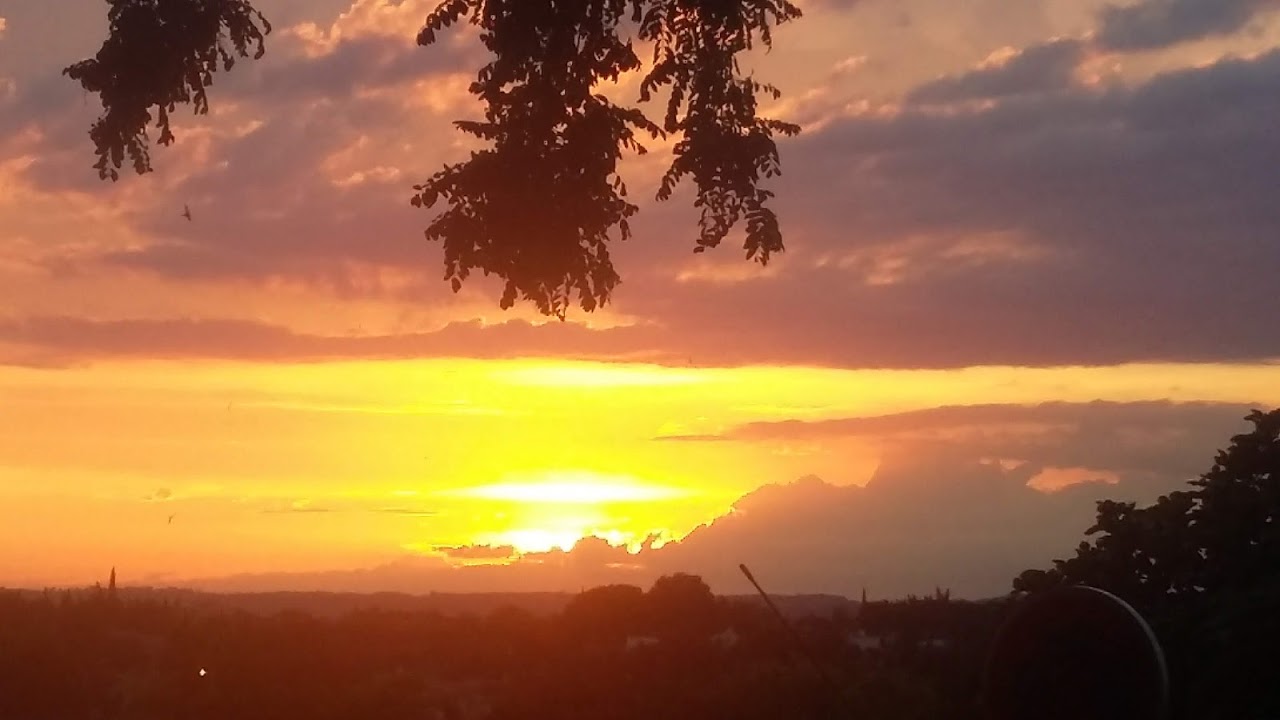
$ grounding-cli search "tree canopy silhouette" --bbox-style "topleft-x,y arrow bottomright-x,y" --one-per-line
1013,408 -> 1280,608
1012,408 -> 1280,719
64,0 -> 270,181
68,0 -> 802,318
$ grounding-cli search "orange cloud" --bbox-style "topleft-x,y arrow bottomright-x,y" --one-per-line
288,0 -> 452,55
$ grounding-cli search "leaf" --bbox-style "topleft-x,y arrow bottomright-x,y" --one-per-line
69,0 -> 271,180
409,0 -> 802,316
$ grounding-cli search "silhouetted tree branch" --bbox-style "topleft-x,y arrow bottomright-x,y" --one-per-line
1013,408 -> 1280,609
1013,408 -> 1280,719
66,0 -> 271,180
69,0 -> 801,318
413,0 -> 801,317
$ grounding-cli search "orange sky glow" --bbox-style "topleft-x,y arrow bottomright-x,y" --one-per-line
3,357 -> 1278,588
2,0 -> 1279,596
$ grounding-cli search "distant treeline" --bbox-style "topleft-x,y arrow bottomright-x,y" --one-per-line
0,576 -> 1005,720
3,586 -> 857,622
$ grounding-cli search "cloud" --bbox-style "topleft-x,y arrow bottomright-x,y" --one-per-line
185,401 -> 1261,599
256,497 -> 437,516
830,55 -> 868,77
144,487 -> 173,503
648,470 -> 1096,598
191,540 -> 654,595
800,0 -> 866,12
1096,0 -> 1279,51
7,6 -> 1280,371
43,71 -> 475,298
186,468 -> 1172,599
290,0 -> 450,50
377,507 -> 438,517
431,544 -> 517,562
260,498 -> 335,513
645,392 -> 1254,594
906,39 -> 1087,104
722,399 -> 1251,439
623,397 -> 1249,597
648,401 -> 1254,596
0,315 -> 662,366
708,400 -> 1258,481
225,35 -> 478,102
10,2 -> 478,228
656,433 -> 732,443
601,48 -> 1280,368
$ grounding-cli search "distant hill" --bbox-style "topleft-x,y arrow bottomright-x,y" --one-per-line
723,593 -> 858,620
8,586 -> 858,619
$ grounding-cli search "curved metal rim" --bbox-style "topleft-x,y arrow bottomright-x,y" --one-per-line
983,584 -> 1172,720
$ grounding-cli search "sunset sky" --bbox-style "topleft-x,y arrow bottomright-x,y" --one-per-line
1,0 -> 1278,598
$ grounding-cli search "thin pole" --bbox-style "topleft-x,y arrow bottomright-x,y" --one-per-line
738,563 -> 837,686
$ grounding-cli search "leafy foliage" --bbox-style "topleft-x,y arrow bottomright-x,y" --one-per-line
1013,409 -> 1280,607
413,0 -> 802,317
1012,408 -> 1280,719
69,0 -> 800,316
65,0 -> 271,180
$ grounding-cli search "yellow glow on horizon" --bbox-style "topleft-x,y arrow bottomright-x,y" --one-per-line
7,357 -> 1277,416
491,528 -> 587,554
471,527 -> 668,555
450,472 -> 690,504
2,355 -> 1278,586
489,362 -> 705,388
443,472 -> 697,554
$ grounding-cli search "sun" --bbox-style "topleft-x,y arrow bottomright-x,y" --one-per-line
439,471 -> 692,555
493,528 -> 588,554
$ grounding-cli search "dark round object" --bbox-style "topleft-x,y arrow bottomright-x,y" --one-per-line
983,585 -> 1169,720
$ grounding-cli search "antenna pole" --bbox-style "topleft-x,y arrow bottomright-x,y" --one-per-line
738,563 -> 837,686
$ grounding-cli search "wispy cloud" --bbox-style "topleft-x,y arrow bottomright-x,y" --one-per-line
256,498 -> 436,516
143,487 -> 173,503
907,39 -> 1087,105
377,508 -> 438,517
654,433 -> 733,443
4,2 -> 1280,372
676,400 -> 1258,487
1097,0 -> 1279,51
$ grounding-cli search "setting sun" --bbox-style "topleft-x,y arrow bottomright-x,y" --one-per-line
432,472 -> 698,555
489,529 -> 589,554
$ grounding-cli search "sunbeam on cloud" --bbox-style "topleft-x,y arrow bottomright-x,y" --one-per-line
446,473 -> 691,505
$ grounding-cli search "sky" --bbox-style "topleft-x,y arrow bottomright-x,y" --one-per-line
0,0 -> 1278,598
